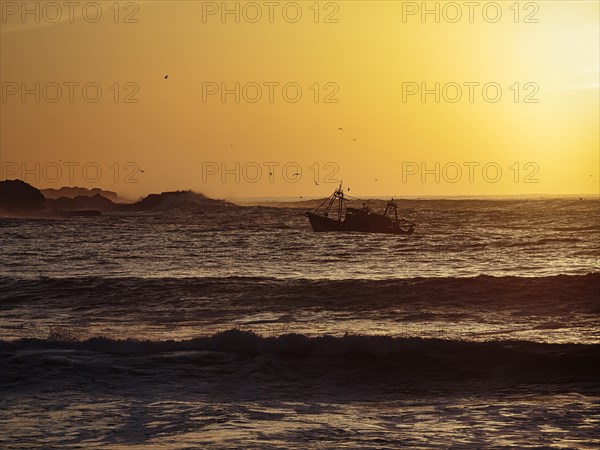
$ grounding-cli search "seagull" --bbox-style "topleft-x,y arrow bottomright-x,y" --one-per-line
292,172 -> 300,176
347,187 -> 350,191
139,169 -> 145,173
269,172 -> 273,176
353,138 -> 357,141
315,181 -> 319,186
164,75 -> 168,79
337,127 -> 344,131
374,179 -> 378,182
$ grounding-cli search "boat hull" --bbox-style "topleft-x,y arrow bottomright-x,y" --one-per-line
305,212 -> 414,235
305,212 -> 344,232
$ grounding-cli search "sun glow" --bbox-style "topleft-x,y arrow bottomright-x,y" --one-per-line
0,1 -> 598,198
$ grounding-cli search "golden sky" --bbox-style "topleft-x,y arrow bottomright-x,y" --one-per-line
1,1 -> 598,199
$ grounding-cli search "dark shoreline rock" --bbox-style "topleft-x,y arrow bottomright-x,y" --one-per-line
0,179 -> 46,212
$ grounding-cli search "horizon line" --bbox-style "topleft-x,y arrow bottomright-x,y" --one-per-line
2,179 -> 599,201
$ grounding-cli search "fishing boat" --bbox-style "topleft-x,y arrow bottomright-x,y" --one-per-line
305,185 -> 415,235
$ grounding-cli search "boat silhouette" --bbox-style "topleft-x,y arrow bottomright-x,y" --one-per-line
305,185 -> 415,235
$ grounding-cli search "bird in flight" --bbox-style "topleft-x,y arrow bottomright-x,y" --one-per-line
374,179 -> 378,182
337,127 -> 344,131
139,169 -> 145,173
164,75 -> 168,79
353,138 -> 357,141
315,181 -> 319,185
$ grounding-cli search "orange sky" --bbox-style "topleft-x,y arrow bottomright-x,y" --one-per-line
1,1 -> 598,199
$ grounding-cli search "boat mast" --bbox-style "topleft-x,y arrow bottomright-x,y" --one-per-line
337,182 -> 343,221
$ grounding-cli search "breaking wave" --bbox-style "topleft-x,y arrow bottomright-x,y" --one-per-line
2,329 -> 598,369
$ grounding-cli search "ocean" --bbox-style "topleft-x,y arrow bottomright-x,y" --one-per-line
1,198 -> 599,449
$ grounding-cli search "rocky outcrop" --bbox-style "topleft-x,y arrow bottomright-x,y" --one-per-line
0,179 -> 46,212
121,190 -> 231,212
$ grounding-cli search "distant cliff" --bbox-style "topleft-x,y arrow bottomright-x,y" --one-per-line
0,179 -> 46,212
45,194 -> 117,212
1,181 -> 233,216
41,187 -> 124,203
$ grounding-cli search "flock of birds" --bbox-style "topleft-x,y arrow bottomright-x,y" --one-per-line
223,122 -> 372,197
161,74 -> 597,199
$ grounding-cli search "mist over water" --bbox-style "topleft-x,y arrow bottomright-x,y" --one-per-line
1,198 -> 599,448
